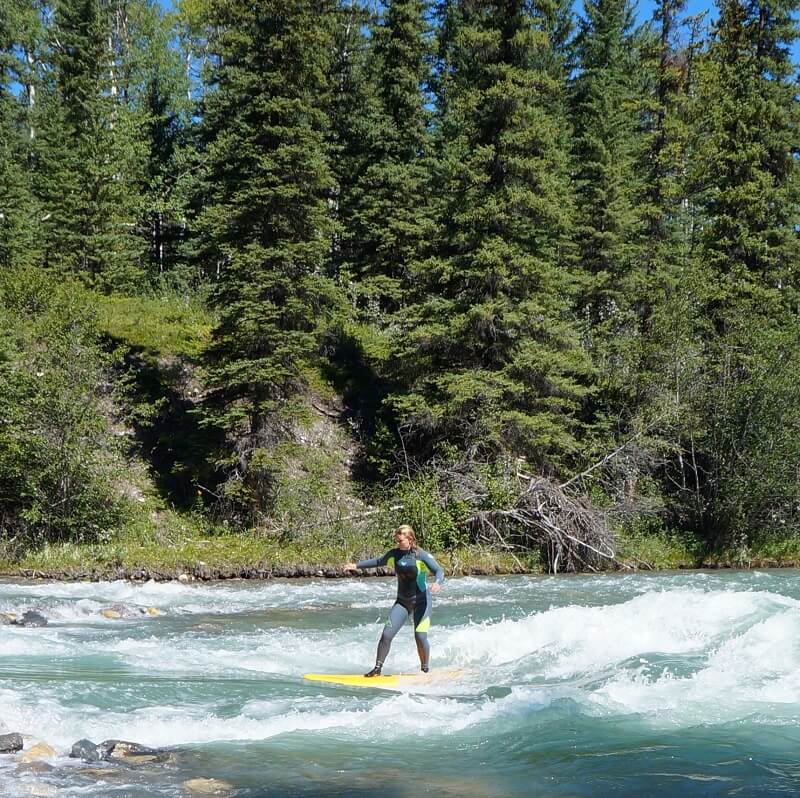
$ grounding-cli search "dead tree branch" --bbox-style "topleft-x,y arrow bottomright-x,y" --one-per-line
468,477 -> 623,573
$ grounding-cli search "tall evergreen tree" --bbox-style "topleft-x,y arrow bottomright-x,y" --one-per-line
195,0 -> 339,517
30,0 -> 147,289
628,0 -> 697,408
327,0 -> 379,286
393,0 -> 591,471
676,0 -> 800,545
0,0 -> 41,269
126,0 -> 194,281
569,0 -> 646,338
692,0 -> 800,318
331,0 -> 433,323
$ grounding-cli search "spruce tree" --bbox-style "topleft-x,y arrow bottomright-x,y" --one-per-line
195,0 -> 339,517
629,0 -> 698,408
681,0 -> 800,545
569,0 -> 646,336
393,0 -> 591,472
128,0 -> 194,281
332,0 -> 433,323
692,0 -> 800,318
327,0 -> 380,288
0,0 -> 41,269
30,0 -> 146,289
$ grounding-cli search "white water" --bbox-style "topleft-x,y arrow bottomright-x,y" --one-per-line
0,571 -> 799,796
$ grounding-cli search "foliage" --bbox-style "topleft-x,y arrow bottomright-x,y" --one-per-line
615,519 -> 703,569
383,472 -> 472,551
30,0 -> 149,290
0,269 -> 126,547
95,291 -> 214,357
695,317 -> 800,545
392,0 -> 592,472
3,0 -> 800,569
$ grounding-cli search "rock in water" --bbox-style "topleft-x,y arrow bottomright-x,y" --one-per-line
17,742 -> 57,762
79,767 -> 118,778
96,739 -> 171,765
70,739 -> 100,762
17,783 -> 57,796
16,610 -> 47,627
0,733 -> 23,753
16,760 -> 54,774
183,777 -> 234,795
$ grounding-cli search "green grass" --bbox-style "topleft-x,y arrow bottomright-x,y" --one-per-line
749,536 -> 800,563
94,293 -> 214,357
7,490 -> 799,577
0,502 -> 542,577
615,527 -> 703,569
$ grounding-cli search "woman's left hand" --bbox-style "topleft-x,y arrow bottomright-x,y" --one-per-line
431,583 -> 441,594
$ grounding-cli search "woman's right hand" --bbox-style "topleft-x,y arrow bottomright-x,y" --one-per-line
344,563 -> 358,572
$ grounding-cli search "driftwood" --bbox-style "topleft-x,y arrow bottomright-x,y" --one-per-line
468,477 -> 621,574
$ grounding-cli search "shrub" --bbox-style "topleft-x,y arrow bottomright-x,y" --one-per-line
0,268 -> 126,548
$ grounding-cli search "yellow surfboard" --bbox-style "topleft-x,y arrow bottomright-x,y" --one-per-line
303,670 -> 462,690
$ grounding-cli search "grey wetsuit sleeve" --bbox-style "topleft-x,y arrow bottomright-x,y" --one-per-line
419,549 -> 445,584
356,549 -> 394,570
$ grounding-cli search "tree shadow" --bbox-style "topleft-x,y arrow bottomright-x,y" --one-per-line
113,345 -> 225,509
319,328 -> 400,485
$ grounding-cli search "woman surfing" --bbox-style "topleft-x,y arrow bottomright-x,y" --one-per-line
345,525 -> 444,677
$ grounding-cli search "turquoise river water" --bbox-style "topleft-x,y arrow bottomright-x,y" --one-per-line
1,570 -> 799,796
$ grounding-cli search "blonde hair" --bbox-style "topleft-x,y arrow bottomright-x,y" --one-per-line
394,524 -> 418,549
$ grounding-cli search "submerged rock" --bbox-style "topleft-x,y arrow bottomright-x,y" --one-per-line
183,777 -> 234,795
70,738 -> 172,765
97,739 -> 172,765
17,760 -> 55,773
79,766 -> 120,779
17,782 -> 57,797
100,603 -> 164,620
15,610 -> 47,627
0,732 -> 23,753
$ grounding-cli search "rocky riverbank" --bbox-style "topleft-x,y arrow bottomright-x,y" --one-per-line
1,561 -> 525,582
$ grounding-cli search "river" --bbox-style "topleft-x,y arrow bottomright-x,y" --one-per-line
0,569 -> 799,796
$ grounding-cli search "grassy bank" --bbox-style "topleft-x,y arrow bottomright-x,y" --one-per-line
2,507 -> 798,581
0,510 -> 541,580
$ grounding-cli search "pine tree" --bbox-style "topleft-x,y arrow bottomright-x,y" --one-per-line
628,0 -> 698,408
332,0 -> 433,323
327,0 -> 380,289
30,0 -> 146,289
125,0 -> 194,282
569,0 -> 646,336
0,0 -> 41,269
195,0 -> 339,517
692,0 -> 800,319
393,0 -> 591,472
679,0 -> 800,545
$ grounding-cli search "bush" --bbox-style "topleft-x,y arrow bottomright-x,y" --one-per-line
0,268 -> 126,548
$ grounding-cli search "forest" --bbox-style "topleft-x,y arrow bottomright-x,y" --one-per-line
2,0 -> 800,573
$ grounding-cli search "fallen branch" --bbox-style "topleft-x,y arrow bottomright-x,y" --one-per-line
468,478 -> 620,573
